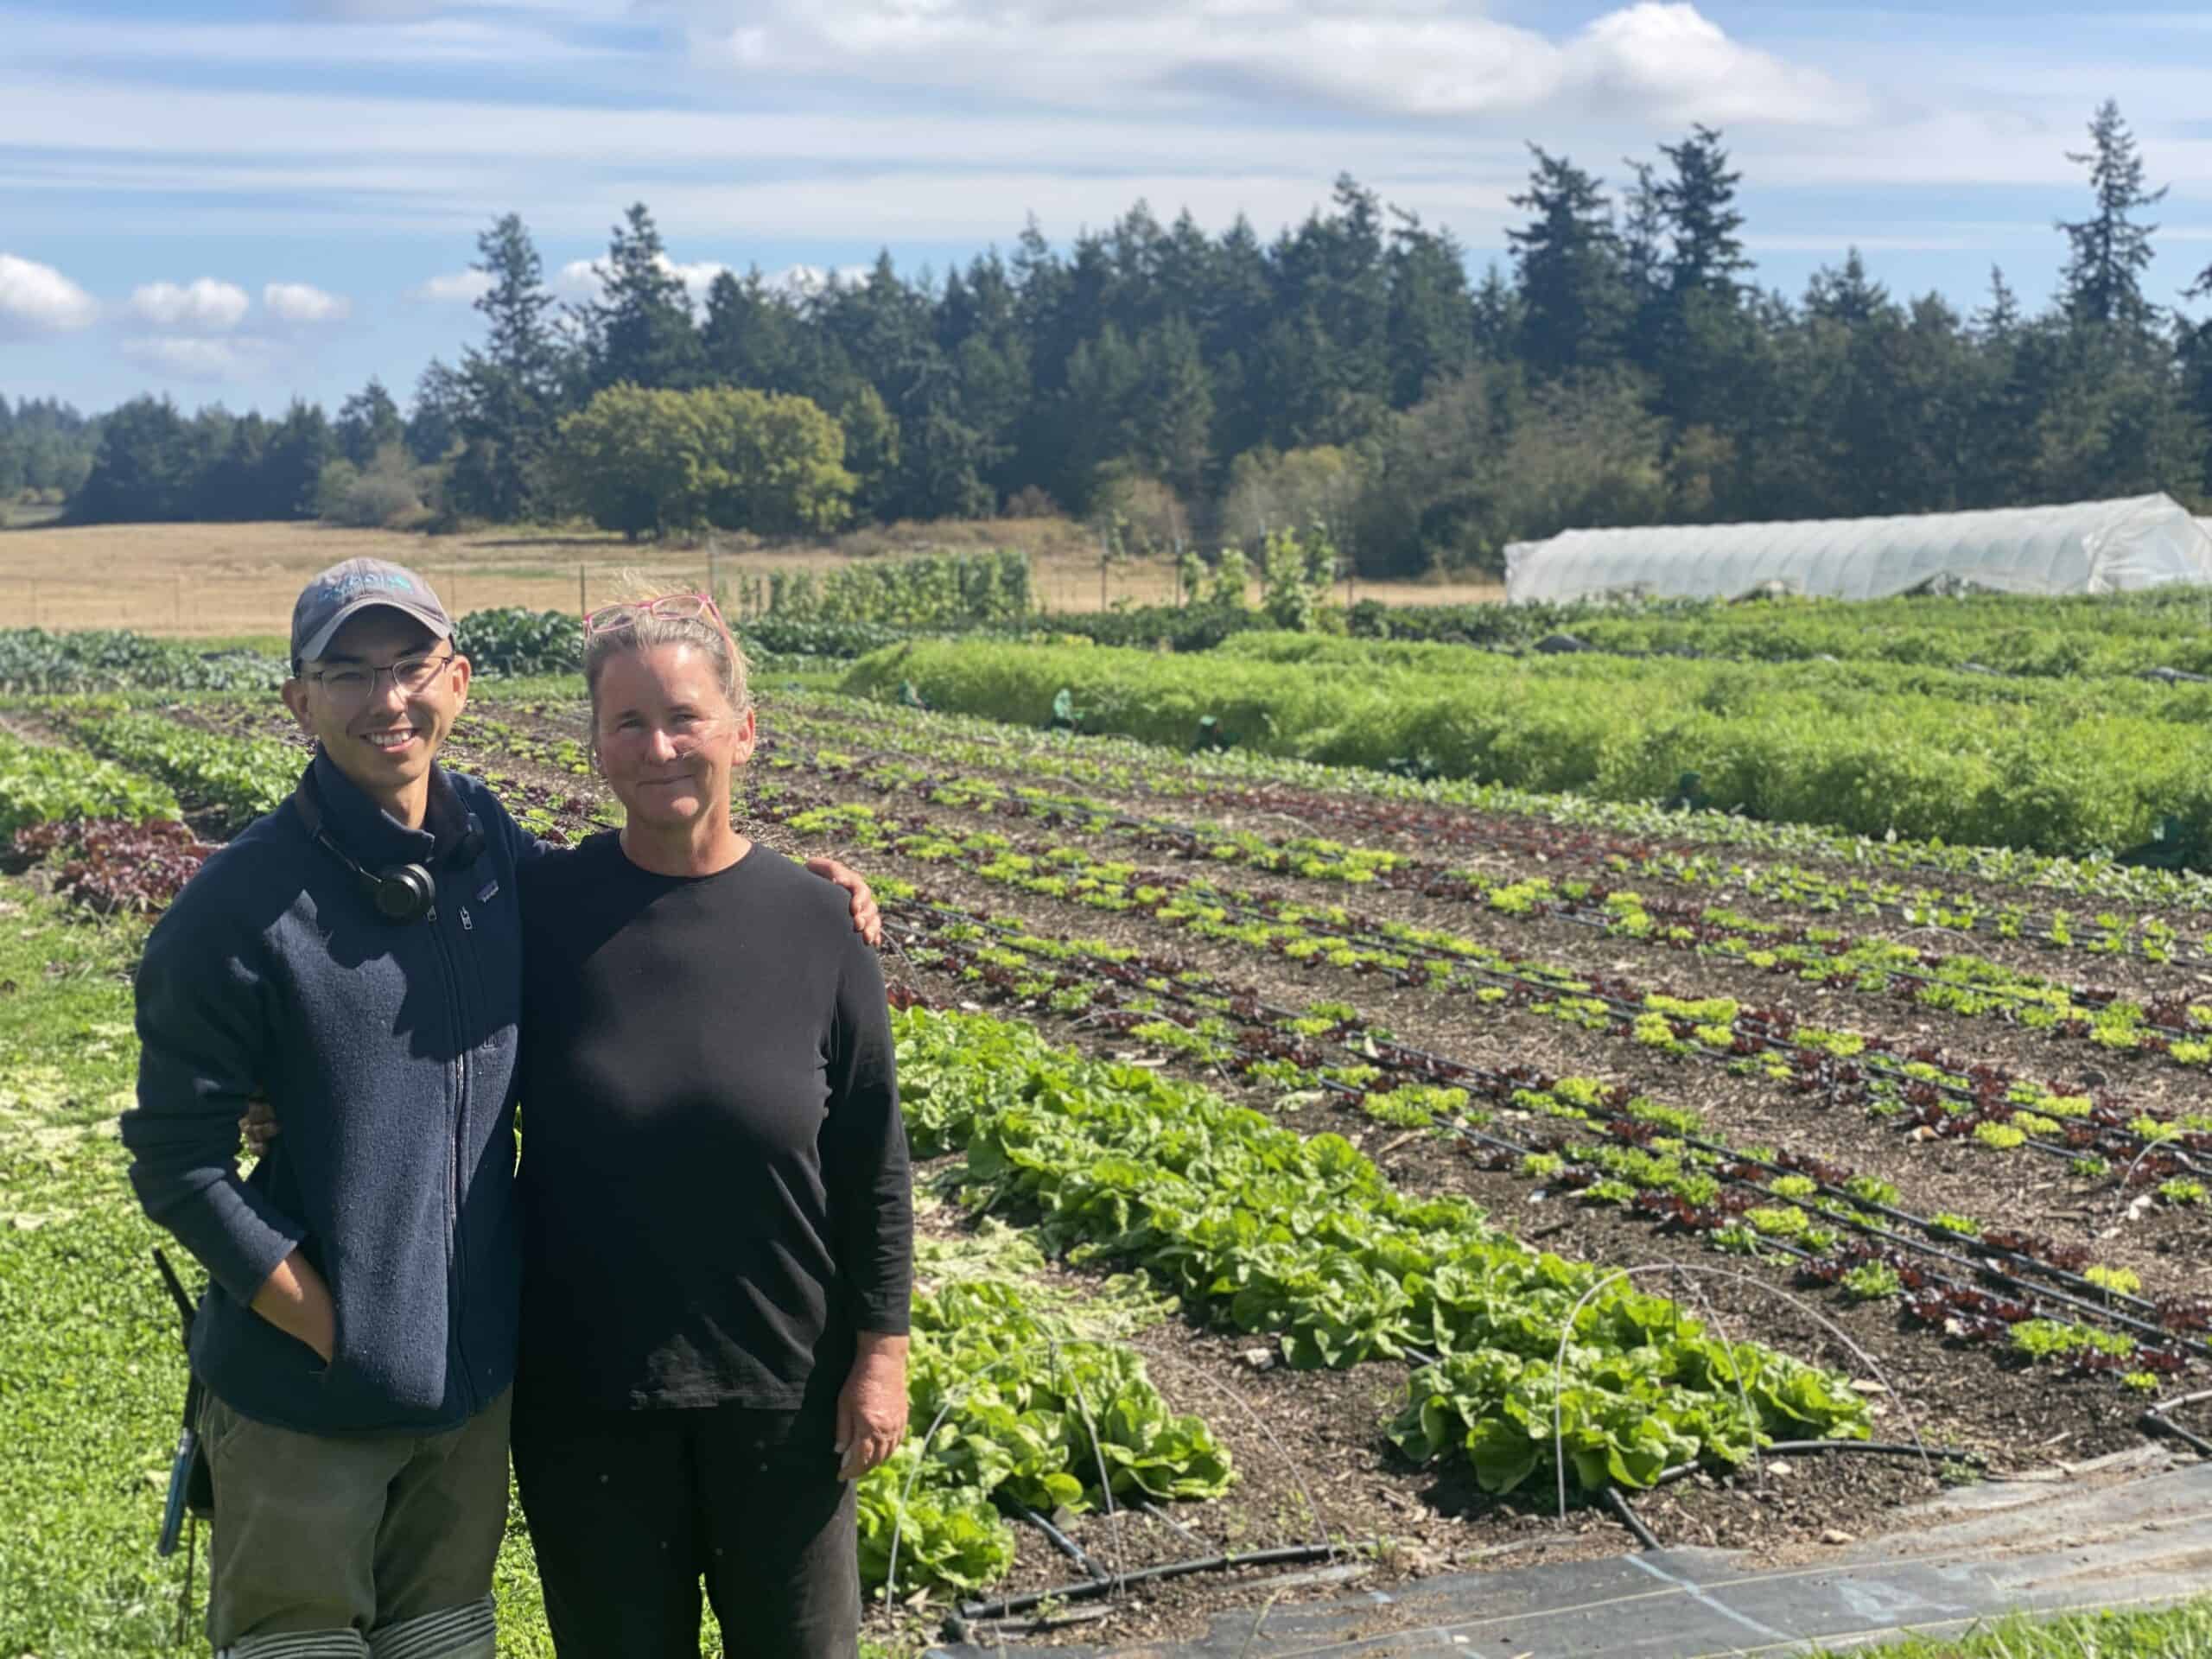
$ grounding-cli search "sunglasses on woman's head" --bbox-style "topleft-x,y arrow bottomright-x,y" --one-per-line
582,592 -> 728,641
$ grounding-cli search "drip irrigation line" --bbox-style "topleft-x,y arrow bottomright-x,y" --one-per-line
1606,1486 -> 1662,1550
1017,1504 -> 1111,1585
953,1543 -> 1341,1624
2142,1389 -> 2212,1458
884,903 -> 2211,1361
1140,1497 -> 1207,1549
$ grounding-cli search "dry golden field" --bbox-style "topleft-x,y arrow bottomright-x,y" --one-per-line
0,518 -> 1503,637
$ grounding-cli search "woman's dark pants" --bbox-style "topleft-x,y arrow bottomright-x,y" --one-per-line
512,1402 -> 861,1659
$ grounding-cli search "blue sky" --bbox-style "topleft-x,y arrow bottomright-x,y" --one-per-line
4,0 -> 2212,416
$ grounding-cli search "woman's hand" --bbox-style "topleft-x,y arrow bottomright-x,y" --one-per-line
238,1094 -> 279,1159
807,857 -> 882,947
835,1333 -> 909,1480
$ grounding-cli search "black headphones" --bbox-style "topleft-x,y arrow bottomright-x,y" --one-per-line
294,768 -> 486,925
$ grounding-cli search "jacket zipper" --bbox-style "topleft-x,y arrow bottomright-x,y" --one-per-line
423,904 -> 480,1417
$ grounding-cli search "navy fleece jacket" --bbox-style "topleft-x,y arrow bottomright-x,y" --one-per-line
123,751 -> 533,1433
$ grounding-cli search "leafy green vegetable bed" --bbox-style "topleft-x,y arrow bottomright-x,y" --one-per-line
893,1006 -> 1871,1496
0,731 -> 179,834
845,637 -> 2212,859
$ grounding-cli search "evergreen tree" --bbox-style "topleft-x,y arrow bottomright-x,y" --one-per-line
1655,125 -> 1751,302
1802,249 -> 1890,327
73,397 -> 195,523
2057,99 -> 2166,331
452,213 -> 561,521
405,360 -> 466,463
1385,209 -> 1475,404
584,203 -> 704,391
1135,315 -> 1214,502
259,400 -> 334,519
1972,266 -> 2023,340
334,377 -> 404,468
1506,147 -> 1630,377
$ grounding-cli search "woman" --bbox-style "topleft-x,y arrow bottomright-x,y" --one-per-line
508,592 -> 912,1657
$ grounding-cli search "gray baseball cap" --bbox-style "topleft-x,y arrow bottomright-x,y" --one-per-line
290,558 -> 454,666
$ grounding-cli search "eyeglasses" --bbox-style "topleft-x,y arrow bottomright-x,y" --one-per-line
306,650 -> 456,703
582,592 -> 728,641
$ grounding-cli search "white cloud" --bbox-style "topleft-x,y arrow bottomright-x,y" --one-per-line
264,281 -> 352,321
673,0 -> 1867,126
119,335 -> 264,382
410,267 -> 494,303
1564,4 -> 1869,126
556,252 -> 728,304
0,251 -> 98,334
126,276 -> 251,331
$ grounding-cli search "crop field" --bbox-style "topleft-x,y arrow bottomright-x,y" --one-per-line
3,605 -> 2210,1656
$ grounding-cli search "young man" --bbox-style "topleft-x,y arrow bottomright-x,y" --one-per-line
122,559 -> 875,1659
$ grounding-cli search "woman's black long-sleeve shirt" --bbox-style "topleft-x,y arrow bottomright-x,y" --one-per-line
515,832 -> 910,1414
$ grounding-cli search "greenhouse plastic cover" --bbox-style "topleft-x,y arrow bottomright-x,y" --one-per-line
1504,494 -> 2212,604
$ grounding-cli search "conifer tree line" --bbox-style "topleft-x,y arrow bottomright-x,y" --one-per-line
32,101 -> 2212,575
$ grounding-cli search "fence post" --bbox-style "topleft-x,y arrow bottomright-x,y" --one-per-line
578,563 -> 587,616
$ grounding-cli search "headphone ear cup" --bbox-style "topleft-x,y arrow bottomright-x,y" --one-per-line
370,864 -> 437,924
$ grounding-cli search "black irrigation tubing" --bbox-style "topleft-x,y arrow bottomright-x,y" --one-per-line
883,902 -> 2212,1363
952,1543 -> 1341,1624
1605,1486 -> 1662,1550
1015,1504 -> 1113,1586
772,706 -> 2212,938
2142,1389 -> 2212,1458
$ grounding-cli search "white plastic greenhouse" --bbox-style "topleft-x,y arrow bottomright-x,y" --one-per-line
1503,494 -> 2212,605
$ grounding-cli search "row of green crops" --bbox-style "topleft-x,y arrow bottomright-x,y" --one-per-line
0,629 -> 286,696
1351,588 -> 2212,680
891,1005 -> 1871,1496
858,1264 -> 1234,1594
68,714 -> 300,824
845,638 -> 2212,859
772,692 -> 2212,910
0,731 -> 178,835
